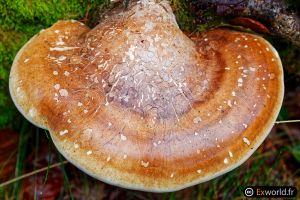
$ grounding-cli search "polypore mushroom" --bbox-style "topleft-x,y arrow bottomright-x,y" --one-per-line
9,0 -> 283,192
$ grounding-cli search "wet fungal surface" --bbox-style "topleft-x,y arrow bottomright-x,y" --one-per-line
9,0 -> 284,192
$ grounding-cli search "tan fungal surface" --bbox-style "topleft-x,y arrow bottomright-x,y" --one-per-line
9,0 -> 283,192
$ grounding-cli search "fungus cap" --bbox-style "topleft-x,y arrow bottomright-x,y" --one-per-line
9,0 -> 284,192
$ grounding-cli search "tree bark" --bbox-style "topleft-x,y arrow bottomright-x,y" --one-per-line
189,0 -> 300,46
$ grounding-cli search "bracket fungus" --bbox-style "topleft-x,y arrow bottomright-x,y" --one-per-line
9,0 -> 283,192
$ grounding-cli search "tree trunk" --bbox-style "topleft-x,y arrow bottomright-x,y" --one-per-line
190,0 -> 300,46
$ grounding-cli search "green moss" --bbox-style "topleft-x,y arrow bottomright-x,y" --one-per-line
170,0 -> 226,33
0,0 -> 110,31
0,30 -> 28,128
171,0 -> 196,31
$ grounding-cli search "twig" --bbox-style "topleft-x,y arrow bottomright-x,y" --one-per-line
83,0 -> 91,24
275,119 -> 300,124
0,161 -> 68,188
